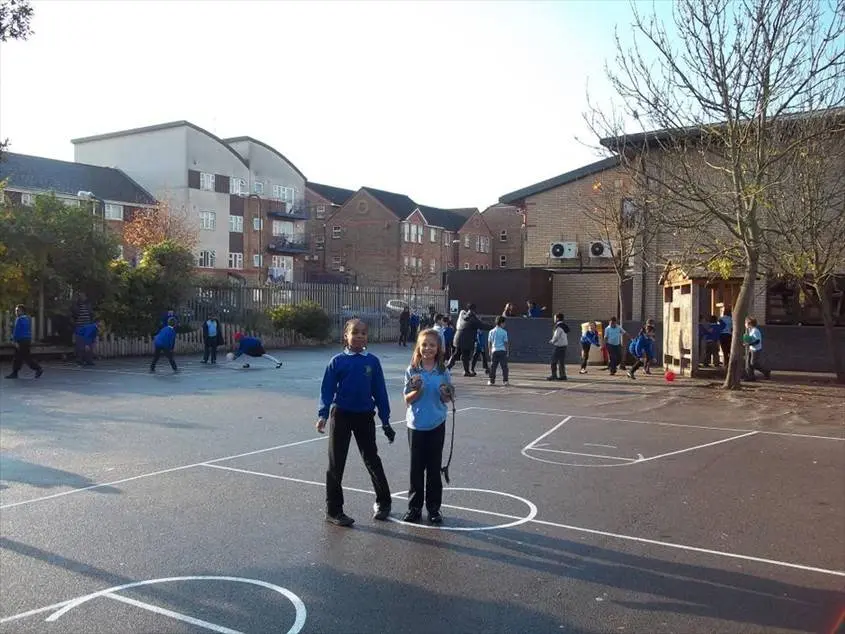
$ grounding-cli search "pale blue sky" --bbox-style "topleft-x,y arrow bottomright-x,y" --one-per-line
0,0 -> 671,209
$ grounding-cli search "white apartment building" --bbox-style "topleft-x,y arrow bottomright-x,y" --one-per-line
72,121 -> 308,283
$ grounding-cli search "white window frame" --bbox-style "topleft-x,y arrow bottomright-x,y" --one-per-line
499,255 -> 507,268
315,204 -> 326,218
429,258 -> 436,273
21,192 -> 35,206
228,252 -> 244,270
103,203 -> 123,220
500,229 -> 508,242
404,256 -> 410,269
332,256 -> 342,270
231,178 -> 247,195
273,184 -> 282,200
332,225 -> 342,239
253,181 -> 264,195
229,215 -> 244,233
430,227 -> 437,243
272,220 -> 287,237
198,250 -> 216,268
464,235 -> 470,248
475,236 -> 481,252
417,225 -> 423,243
271,255 -> 285,268
253,254 -> 263,267
315,235 -> 325,249
443,232 -> 450,247
253,217 -> 263,231
200,211 -> 216,231
200,172 -> 215,191
403,222 -> 410,242
463,262 -> 470,270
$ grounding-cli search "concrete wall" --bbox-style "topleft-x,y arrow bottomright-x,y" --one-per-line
225,140 -> 306,207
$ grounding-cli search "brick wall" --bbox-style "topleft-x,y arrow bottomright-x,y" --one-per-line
552,272 -> 619,321
762,326 -> 845,373
456,212 -> 494,271
400,209 -> 444,289
482,204 -> 524,269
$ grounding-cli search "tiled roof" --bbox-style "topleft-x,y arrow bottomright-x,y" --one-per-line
307,182 -> 356,206
0,152 -> 157,205
362,187 -> 419,219
499,156 -> 620,204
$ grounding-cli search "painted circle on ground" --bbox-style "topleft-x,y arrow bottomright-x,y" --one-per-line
389,487 -> 538,531
44,576 -> 306,634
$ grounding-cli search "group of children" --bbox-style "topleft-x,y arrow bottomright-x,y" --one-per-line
317,319 -> 455,526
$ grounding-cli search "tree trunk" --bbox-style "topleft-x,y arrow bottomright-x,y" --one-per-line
38,277 -> 45,342
723,258 -> 758,390
815,282 -> 845,383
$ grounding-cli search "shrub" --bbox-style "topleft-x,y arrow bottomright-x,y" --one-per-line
269,301 -> 331,341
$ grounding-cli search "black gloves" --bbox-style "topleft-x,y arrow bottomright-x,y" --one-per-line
382,423 -> 396,444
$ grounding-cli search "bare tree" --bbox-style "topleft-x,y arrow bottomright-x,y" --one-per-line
765,111 -> 845,381
589,0 -> 845,388
0,0 -> 34,162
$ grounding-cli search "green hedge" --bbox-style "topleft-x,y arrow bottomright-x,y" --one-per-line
268,301 -> 331,341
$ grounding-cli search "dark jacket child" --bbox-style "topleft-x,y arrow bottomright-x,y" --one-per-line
402,329 -> 455,524
409,312 -> 420,341
399,307 -> 410,347
5,305 -> 43,379
471,327 -> 490,375
443,319 -> 455,359
201,316 -> 224,364
316,319 -> 394,527
579,322 -> 600,374
626,326 -> 656,379
229,332 -> 282,368
77,321 -> 99,366
150,317 -> 178,373
704,315 -> 722,367
547,313 -> 570,381
448,304 -> 490,376
633,318 -> 656,373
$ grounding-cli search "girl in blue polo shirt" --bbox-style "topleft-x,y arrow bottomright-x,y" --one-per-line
402,328 -> 455,525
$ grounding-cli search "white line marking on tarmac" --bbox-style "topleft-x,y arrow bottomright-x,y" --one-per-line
104,594 -> 243,634
584,443 -> 617,449
201,462 -> 845,578
523,416 -> 571,451
465,407 -> 845,441
529,448 -> 637,461
635,431 -> 758,463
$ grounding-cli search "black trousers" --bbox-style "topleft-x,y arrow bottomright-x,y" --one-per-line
550,346 -> 567,378
326,409 -> 392,515
448,339 -> 475,374
471,346 -> 489,372
150,346 -> 177,370
203,337 -> 218,362
745,349 -> 768,380
399,325 -> 409,346
11,341 -> 41,374
580,342 -> 592,370
490,350 -> 509,382
606,344 -> 622,374
407,423 -> 446,513
719,333 -> 732,365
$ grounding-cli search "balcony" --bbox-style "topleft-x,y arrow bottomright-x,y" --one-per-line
265,200 -> 309,220
267,233 -> 309,254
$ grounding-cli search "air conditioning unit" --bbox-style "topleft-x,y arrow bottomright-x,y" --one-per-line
550,241 -> 578,259
589,240 -> 614,258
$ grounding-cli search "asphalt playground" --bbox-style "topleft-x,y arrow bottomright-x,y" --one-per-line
1,343 -> 843,633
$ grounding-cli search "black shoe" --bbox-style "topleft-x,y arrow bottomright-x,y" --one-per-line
546,376 -> 557,381
373,503 -> 391,521
5,373 -> 18,379
428,511 -> 443,524
34,369 -> 43,379
463,372 -> 472,377
275,363 -> 283,369
558,376 -> 567,381
149,367 -> 156,373
627,370 -> 635,380
402,508 -> 422,523
326,512 -> 355,527
201,359 -> 208,364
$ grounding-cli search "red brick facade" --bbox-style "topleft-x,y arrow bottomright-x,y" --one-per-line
455,212 -> 494,272
480,203 -> 524,269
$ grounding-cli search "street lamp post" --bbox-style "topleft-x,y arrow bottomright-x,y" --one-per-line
247,194 -> 263,280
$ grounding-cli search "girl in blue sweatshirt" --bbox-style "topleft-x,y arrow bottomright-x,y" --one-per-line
579,321 -> 600,374
316,319 -> 394,527
229,333 -> 282,369
402,329 -> 455,524
626,325 -> 656,379
150,317 -> 178,373
5,305 -> 43,379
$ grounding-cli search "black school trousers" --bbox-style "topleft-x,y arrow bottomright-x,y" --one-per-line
326,409 -> 392,516
407,422 -> 446,513
11,341 -> 41,374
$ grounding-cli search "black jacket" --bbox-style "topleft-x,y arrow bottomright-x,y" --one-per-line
202,319 -> 225,346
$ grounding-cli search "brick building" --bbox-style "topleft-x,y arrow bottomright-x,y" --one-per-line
480,203 -> 525,269
304,182 -> 356,281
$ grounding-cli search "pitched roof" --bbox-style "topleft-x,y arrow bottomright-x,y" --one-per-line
416,205 -> 475,232
307,182 -> 356,206
499,156 -> 620,205
223,136 -> 306,181
0,152 -> 157,205
71,120 -> 249,169
361,186 -> 419,219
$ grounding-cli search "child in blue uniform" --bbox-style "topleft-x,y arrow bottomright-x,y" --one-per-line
150,317 -> 178,373
5,305 -> 43,379
402,328 -> 455,524
626,325 -> 656,379
229,332 -> 282,369
579,321 -> 600,374
316,319 -> 394,526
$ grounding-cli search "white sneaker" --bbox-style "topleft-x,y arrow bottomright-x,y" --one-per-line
579,369 -> 587,374
503,381 -> 509,386
487,380 -> 494,386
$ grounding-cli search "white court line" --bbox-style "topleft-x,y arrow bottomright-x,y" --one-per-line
200,462 -> 845,578
529,448 -> 637,461
105,594 -> 243,634
523,417 -> 571,450
584,443 -> 617,449
465,407 -> 845,441
636,431 -> 758,464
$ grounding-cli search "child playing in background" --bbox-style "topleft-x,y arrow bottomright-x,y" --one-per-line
547,312 -> 570,381
402,328 -> 455,524
228,332 -> 283,369
487,316 -> 510,386
431,313 -> 446,350
5,305 -> 43,379
317,319 -> 394,527
603,316 -> 626,375
471,327 -> 490,376
78,320 -> 100,366
705,315 -> 722,367
150,317 -> 179,374
443,317 -> 455,360
626,325 -> 656,380
743,317 -> 771,381
579,321 -> 600,374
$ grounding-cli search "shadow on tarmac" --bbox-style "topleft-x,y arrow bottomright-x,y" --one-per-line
0,455 -> 121,495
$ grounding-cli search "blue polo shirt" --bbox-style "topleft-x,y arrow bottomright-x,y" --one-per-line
404,365 -> 451,431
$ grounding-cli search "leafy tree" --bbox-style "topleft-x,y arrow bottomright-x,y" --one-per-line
123,200 -> 199,251
269,301 -> 331,341
0,0 -> 34,161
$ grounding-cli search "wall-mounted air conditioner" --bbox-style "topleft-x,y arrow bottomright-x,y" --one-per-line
589,241 -> 614,258
550,241 -> 578,259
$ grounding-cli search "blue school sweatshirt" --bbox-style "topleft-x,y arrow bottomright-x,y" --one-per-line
235,337 -> 263,356
628,333 -> 654,359
12,315 -> 32,342
580,330 -> 600,346
318,350 -> 390,425
154,325 -> 176,349
80,323 -> 98,345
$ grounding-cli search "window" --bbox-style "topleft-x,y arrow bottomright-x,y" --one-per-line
253,217 -> 263,231
104,203 -> 123,220
229,215 -> 244,232
253,254 -> 263,267
21,193 -> 35,206
475,264 -> 480,270
621,198 -> 638,229
200,172 -> 215,191
230,178 -> 247,195
673,307 -> 681,322
253,181 -> 264,195
499,255 -> 507,268
430,227 -> 437,243
476,236 -> 481,252
198,250 -> 216,268
332,256 -> 342,270
500,230 -> 508,242
315,235 -> 325,249
271,255 -> 285,268
403,222 -> 410,242
444,232 -> 451,247
417,225 -> 423,243
464,235 -> 470,248
416,257 -> 423,271
63,197 -> 80,207
315,204 -> 326,218
200,211 -> 216,231
429,258 -> 436,273
404,256 -> 410,269
332,225 -> 342,239
228,252 -> 244,270
463,263 -> 470,270
274,185 -> 295,204
272,220 -> 292,236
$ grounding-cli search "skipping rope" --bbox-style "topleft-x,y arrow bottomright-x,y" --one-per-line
440,398 -> 457,484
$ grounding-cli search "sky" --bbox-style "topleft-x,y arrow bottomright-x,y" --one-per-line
0,0 -> 671,209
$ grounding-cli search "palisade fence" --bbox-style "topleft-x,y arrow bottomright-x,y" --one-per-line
1,283 -> 448,359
